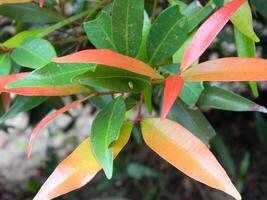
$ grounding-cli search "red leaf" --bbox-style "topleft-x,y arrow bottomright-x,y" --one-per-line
180,0 -> 245,72
39,0 -> 44,7
53,49 -> 162,79
161,75 -> 184,120
0,73 -> 88,96
27,96 -> 89,158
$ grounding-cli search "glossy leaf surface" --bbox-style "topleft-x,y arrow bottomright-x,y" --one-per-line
11,37 -> 57,69
161,75 -> 184,120
84,11 -> 117,51
53,49 -> 161,79
1,73 -> 87,96
112,0 -> 144,57
198,85 -> 267,113
28,96 -> 89,158
141,118 -> 241,200
74,65 -> 150,93
91,97 -> 126,179
147,5 -> 188,66
180,0 -> 245,71
181,57 -> 267,81
33,122 -> 133,200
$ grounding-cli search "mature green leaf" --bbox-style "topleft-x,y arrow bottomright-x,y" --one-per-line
136,11 -> 152,62
173,33 -> 194,64
91,97 -> 126,179
0,96 -> 47,124
11,37 -> 57,69
255,113 -> 267,148
112,0 -> 144,57
125,97 -> 138,111
90,88 -> 113,109
73,65 -> 150,93
0,54 -> 12,76
198,85 -> 267,113
3,28 -> 45,48
252,0 -> 267,20
0,3 -> 63,23
168,0 -> 187,8
180,82 -> 204,106
183,1 -> 215,32
147,5 -> 188,66
84,11 -> 117,51
7,62 -> 96,88
168,99 -> 216,145
211,136 -> 236,177
234,28 -> 258,97
127,162 -> 158,180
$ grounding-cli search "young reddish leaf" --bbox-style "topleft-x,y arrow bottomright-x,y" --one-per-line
40,0 -> 44,7
161,75 -> 184,120
33,122 -> 133,200
141,118 -> 241,200
0,73 -> 88,96
27,96 -> 90,158
180,0 -> 245,72
53,49 -> 162,79
181,57 -> 267,82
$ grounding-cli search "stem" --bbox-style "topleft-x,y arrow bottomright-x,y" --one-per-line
134,92 -> 144,124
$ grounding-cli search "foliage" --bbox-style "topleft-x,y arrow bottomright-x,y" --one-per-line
0,0 -> 267,199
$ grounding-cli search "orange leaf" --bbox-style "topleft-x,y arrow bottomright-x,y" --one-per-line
33,122 -> 133,200
181,57 -> 267,81
180,0 -> 245,72
0,73 -> 88,96
53,49 -> 162,79
141,118 -> 241,200
27,96 -> 90,158
161,75 -> 184,120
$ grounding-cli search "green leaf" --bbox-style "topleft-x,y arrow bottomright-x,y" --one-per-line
0,3 -> 63,24
112,0 -> 144,57
168,99 -> 216,145
197,85 -> 266,112
136,11 -> 152,62
127,162 -> 158,180
0,54 -> 12,76
11,37 -> 57,69
227,0 -> 259,42
91,97 -> 126,179
125,97 -> 138,111
90,88 -> 113,109
180,82 -> 204,106
7,62 -> 96,88
73,65 -> 150,93
0,96 -> 47,124
211,135 -> 236,177
147,5 -> 188,66
184,1 -> 215,32
234,28 -> 258,97
3,28 -> 45,48
84,11 -> 117,51
252,0 -> 267,21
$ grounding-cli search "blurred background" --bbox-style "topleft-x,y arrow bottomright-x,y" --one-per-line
1,0 -> 267,199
